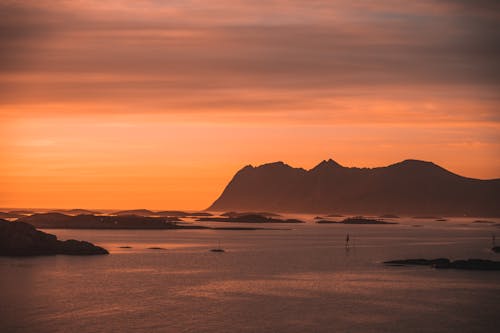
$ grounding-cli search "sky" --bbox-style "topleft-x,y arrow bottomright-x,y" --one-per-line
1,0 -> 499,210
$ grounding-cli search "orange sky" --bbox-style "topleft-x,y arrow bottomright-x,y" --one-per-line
1,1 -> 499,210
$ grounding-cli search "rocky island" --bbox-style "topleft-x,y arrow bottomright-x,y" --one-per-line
17,213 -> 202,229
384,258 -> 500,270
156,210 -> 213,217
15,213 -> 287,231
0,219 -> 108,256
221,211 -> 281,218
197,213 -> 304,223
316,217 -> 397,225
112,209 -> 213,217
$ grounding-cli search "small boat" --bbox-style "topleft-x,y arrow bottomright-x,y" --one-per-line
492,234 -> 498,253
210,240 -> 225,253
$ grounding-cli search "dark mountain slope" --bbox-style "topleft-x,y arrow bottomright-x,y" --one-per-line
208,159 -> 500,216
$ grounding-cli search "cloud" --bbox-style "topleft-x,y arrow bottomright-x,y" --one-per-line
0,0 -> 498,123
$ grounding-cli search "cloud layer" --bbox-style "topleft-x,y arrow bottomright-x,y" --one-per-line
1,0 -> 499,117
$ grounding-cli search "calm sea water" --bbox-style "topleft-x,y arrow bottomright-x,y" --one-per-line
1,217 -> 499,333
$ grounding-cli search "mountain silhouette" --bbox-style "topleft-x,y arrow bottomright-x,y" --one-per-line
208,159 -> 500,216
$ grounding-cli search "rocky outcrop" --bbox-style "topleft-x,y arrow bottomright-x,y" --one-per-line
0,219 -> 108,256
112,209 -> 213,217
384,258 -> 500,270
384,258 -> 450,266
315,220 -> 338,224
317,217 -> 396,224
221,211 -> 281,218
341,217 -> 397,224
17,213 -> 184,229
197,214 -> 304,223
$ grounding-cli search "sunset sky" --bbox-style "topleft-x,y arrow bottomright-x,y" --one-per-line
1,0 -> 499,210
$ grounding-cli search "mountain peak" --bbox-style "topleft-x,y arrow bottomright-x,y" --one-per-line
400,159 -> 434,165
389,159 -> 440,170
257,161 -> 293,170
240,164 -> 254,171
310,159 -> 342,171
235,161 -> 305,176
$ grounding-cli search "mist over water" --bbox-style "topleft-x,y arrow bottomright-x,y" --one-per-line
1,217 -> 499,333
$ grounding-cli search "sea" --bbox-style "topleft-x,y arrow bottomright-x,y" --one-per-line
1,216 -> 499,332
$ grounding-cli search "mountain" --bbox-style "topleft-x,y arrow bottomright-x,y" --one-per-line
208,159 -> 500,216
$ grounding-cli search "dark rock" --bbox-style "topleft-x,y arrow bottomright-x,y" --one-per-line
492,246 -> 500,253
379,214 -> 400,218
155,210 -> 189,217
56,239 -> 108,255
17,213 -> 189,229
156,210 -> 212,217
0,219 -> 108,256
197,214 -> 303,223
447,259 -> 500,270
187,212 -> 213,217
315,220 -> 338,224
211,227 -> 285,230
413,216 -> 440,219
384,258 -> 500,270
221,211 -> 281,218
384,258 -> 450,266
284,219 -> 303,223
340,217 -> 397,225
15,213 -> 293,231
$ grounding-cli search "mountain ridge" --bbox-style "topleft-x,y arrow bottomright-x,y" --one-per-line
208,159 -> 500,216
